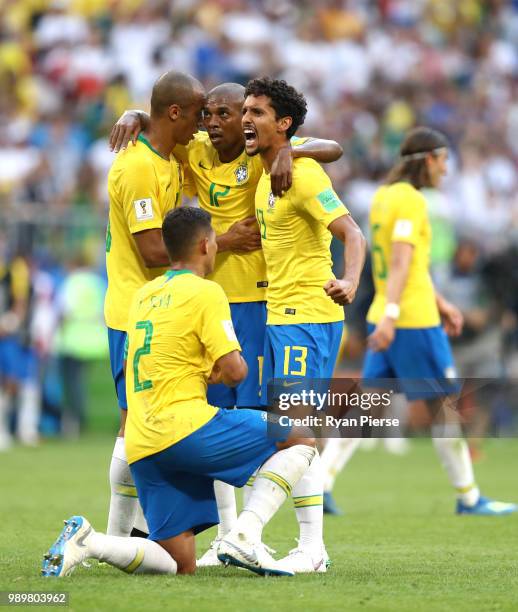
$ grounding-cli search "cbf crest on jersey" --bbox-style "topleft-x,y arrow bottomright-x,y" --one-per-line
234,164 -> 248,184
268,191 -> 276,209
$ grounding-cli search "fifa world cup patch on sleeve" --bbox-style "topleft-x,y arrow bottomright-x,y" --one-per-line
317,188 -> 342,212
222,319 -> 238,342
134,198 -> 154,221
393,219 -> 413,239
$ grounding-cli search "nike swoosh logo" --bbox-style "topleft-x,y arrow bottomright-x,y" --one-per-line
313,557 -> 324,571
225,541 -> 259,566
282,381 -> 302,388
76,527 -> 92,547
199,161 -> 209,169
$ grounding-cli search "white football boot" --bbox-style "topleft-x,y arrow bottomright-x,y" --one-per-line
277,544 -> 329,573
41,516 -> 93,577
217,532 -> 293,577
197,538 -> 224,567
198,537 -> 277,568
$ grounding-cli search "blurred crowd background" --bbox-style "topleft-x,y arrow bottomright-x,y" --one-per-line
2,0 -> 518,446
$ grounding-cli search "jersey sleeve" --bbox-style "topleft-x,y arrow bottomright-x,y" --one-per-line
119,157 -> 163,234
290,136 -> 309,147
291,161 -> 349,226
198,283 -> 241,363
390,189 -> 424,246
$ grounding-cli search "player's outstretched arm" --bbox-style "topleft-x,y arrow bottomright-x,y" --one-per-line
292,138 -> 343,163
270,139 -> 343,197
325,214 -> 366,305
367,242 -> 413,352
110,110 -> 149,152
211,350 -> 248,387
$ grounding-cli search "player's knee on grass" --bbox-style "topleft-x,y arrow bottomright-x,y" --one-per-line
176,558 -> 196,575
158,530 -> 196,575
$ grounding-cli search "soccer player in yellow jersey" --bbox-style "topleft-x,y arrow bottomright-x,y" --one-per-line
104,71 -> 206,539
109,83 -> 342,415
42,207 -> 322,578
242,77 -> 366,572
109,83 -> 343,558
363,126 -> 516,516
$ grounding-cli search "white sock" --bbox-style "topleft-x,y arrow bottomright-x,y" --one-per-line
16,382 -> 40,445
291,450 -> 323,552
107,437 -> 138,536
88,532 -> 176,574
236,444 -> 316,543
242,470 -> 257,507
133,502 -> 149,534
214,480 -> 237,539
431,425 -> 480,506
321,438 -> 361,492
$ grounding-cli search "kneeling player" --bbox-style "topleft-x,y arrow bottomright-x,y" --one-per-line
42,207 -> 318,577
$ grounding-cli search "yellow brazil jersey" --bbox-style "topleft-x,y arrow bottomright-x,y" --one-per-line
174,131 -> 266,303
367,181 -> 440,328
104,134 -> 183,331
124,270 -> 241,464
175,132 -> 309,303
255,157 -> 348,325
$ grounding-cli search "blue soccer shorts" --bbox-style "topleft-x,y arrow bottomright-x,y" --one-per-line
107,327 -> 127,410
129,407 -> 290,541
261,321 -> 343,405
0,336 -> 38,382
362,324 -> 459,400
0,336 -> 19,381
208,301 -> 266,408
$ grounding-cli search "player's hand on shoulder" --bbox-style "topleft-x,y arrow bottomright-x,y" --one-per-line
227,216 -> 262,252
270,145 -> 293,197
367,316 -> 396,352
109,110 -> 143,152
324,278 -> 357,305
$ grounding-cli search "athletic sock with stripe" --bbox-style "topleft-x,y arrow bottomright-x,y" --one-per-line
235,444 -> 316,543
89,533 -> 177,574
291,450 -> 323,552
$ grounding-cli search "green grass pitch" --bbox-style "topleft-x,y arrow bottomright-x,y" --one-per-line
1,434 -> 517,612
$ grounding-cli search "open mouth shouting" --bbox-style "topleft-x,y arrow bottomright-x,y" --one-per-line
243,125 -> 258,152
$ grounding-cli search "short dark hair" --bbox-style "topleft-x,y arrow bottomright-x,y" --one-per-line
244,77 -> 307,138
150,71 -> 203,118
162,206 -> 212,261
386,127 -> 449,189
